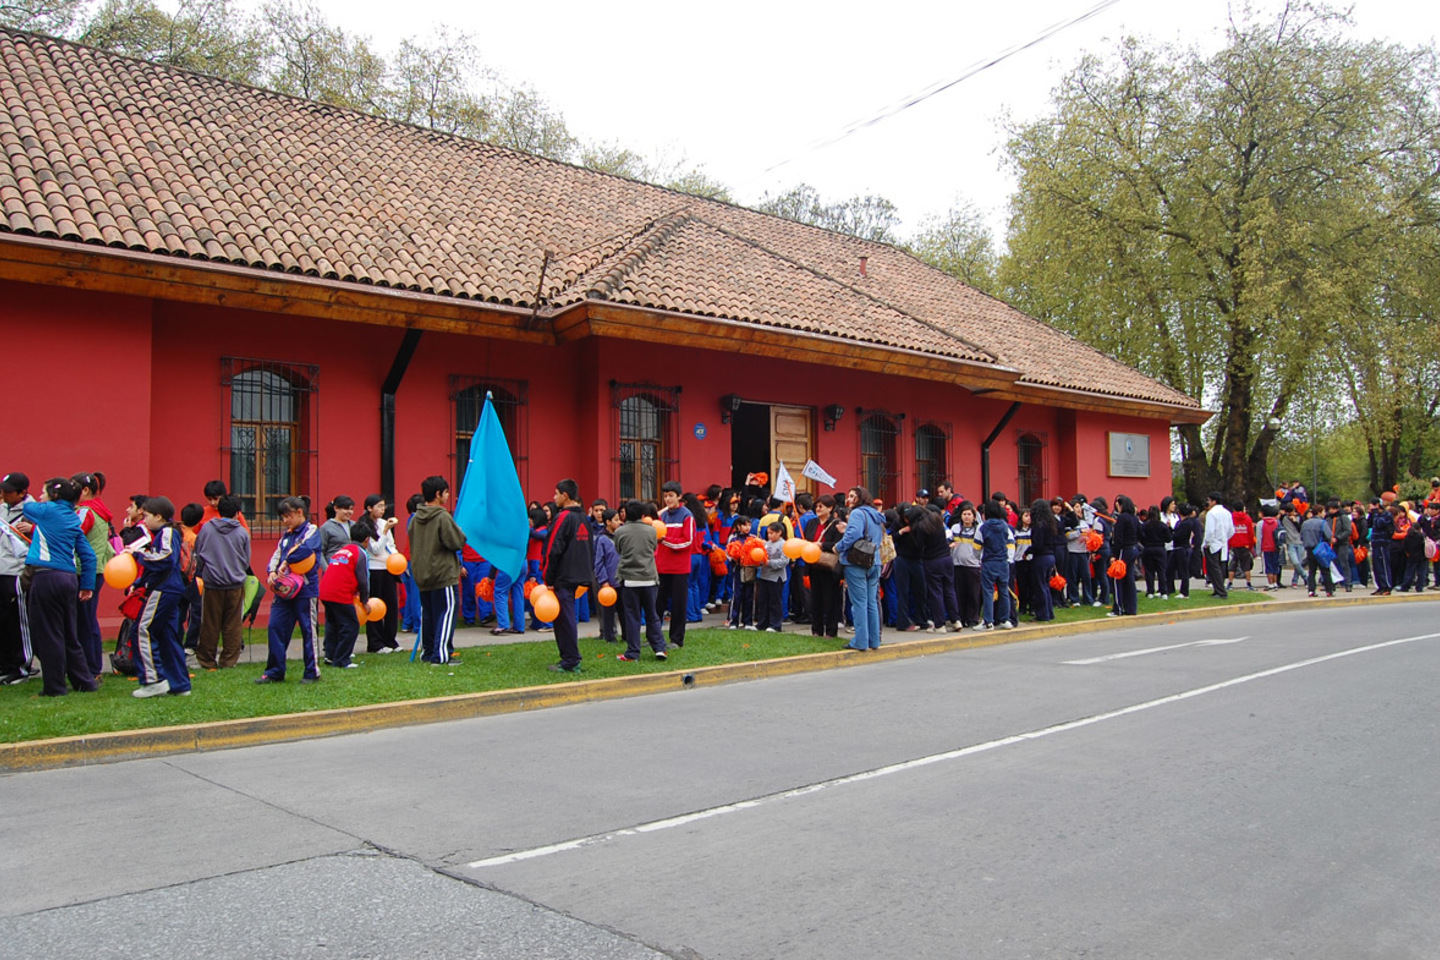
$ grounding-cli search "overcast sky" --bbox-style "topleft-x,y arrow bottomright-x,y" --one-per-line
307,0 -> 1440,241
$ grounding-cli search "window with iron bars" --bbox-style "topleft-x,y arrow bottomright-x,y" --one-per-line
612,382 -> 680,503
914,420 -> 951,497
451,377 -> 528,496
859,409 -> 903,506
1016,431 -> 1048,507
220,357 -> 319,536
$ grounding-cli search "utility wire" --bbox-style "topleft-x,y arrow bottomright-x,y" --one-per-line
761,0 -> 1124,177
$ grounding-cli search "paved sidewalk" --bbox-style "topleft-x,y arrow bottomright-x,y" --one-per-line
224,571 -> 1425,665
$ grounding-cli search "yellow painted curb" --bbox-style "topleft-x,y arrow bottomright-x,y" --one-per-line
3,592 -> 1435,773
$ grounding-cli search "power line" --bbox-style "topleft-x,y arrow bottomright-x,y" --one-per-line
760,0 -> 1124,178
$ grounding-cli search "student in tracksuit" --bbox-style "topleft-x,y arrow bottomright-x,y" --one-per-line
409,476 -> 468,665
128,496 -> 192,698
320,518 -> 373,669
0,472 -> 36,685
543,479 -> 593,672
592,509 -> 621,643
21,477 -> 99,697
257,496 -> 323,683
613,501 -> 667,662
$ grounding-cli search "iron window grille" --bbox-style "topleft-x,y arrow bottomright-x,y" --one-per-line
450,376 -> 529,496
220,357 -> 320,536
858,409 -> 903,506
612,381 -> 681,503
1016,431 -> 1049,507
914,420 -> 952,497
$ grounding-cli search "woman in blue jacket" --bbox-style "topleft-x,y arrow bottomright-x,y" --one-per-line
836,486 -> 885,651
22,477 -> 99,697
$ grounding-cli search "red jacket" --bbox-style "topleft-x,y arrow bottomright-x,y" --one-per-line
655,506 -> 695,575
1228,510 -> 1255,550
319,543 -> 369,604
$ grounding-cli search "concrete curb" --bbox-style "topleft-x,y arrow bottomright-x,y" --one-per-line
4,592 -> 1436,773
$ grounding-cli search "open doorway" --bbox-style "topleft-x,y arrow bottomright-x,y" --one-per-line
731,402 -> 770,491
730,402 -> 814,495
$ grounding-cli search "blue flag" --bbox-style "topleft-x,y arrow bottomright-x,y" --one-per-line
453,393 -> 529,582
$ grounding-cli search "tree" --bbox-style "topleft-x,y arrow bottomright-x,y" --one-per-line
487,83 -> 576,161
384,28 -> 490,137
580,140 -> 731,200
80,0 -> 263,84
259,0 -> 386,113
0,0 -> 87,36
1001,3 -> 1440,506
755,183 -> 901,242
907,199 -> 999,295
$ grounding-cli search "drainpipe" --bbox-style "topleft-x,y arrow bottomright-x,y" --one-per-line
980,402 -> 1021,501
381,329 -> 424,509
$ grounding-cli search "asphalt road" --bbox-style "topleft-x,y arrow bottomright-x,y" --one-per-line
2,603 -> 1436,959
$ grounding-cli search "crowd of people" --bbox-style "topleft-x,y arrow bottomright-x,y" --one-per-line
5,467 -> 1439,698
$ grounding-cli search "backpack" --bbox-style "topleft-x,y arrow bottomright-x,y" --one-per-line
179,532 -> 198,584
110,618 -> 138,676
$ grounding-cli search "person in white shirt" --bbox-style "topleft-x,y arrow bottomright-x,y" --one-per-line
361,494 -> 401,653
1202,492 -> 1235,598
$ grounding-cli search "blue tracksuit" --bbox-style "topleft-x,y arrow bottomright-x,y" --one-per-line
263,522 -> 322,681
133,525 -> 191,693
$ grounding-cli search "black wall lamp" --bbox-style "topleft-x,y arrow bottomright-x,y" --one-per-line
720,394 -> 743,424
824,403 -> 845,431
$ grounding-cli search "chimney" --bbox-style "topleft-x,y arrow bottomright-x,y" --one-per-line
859,255 -> 868,278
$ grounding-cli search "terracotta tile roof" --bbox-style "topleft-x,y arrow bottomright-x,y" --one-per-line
0,30 -> 1198,410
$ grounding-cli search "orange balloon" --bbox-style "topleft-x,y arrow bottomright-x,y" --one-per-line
289,553 -> 315,575
529,582 -> 549,603
749,545 -> 767,564
196,577 -> 205,596
104,553 -> 138,590
575,585 -> 588,599
652,519 -> 668,539
597,584 -> 617,607
366,598 -> 387,622
354,599 -> 367,620
533,590 -> 560,623
385,553 -> 408,576
801,540 -> 822,564
782,537 -> 805,560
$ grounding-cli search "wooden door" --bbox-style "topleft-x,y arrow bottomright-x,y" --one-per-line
771,405 -> 814,495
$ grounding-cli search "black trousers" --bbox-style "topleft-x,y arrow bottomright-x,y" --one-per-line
1204,548 -> 1228,597
756,578 -> 784,630
552,583 -> 581,668
365,568 -> 400,651
322,599 -> 360,667
26,568 -> 97,696
810,570 -> 842,636
619,583 -> 665,658
0,574 -> 27,674
658,572 -> 689,645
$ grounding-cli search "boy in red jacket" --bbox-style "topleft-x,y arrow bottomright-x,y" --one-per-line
1227,502 -> 1257,591
320,519 -> 373,669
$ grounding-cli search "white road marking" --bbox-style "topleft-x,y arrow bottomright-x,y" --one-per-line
1063,636 -> 1250,665
467,632 -> 1437,870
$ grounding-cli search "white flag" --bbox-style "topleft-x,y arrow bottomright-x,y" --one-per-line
774,461 -> 797,503
802,459 -> 836,488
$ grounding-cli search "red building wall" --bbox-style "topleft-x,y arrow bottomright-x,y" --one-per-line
5,281 -> 1176,551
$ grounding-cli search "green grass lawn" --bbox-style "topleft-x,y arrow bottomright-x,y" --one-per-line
0,589 -> 1268,745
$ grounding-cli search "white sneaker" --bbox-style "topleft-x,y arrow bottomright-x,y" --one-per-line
972,623 -> 991,631
1091,601 -> 1103,608
745,625 -> 757,631
726,624 -> 737,630
999,622 -> 1015,629
133,679 -> 171,699
765,627 -> 778,633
